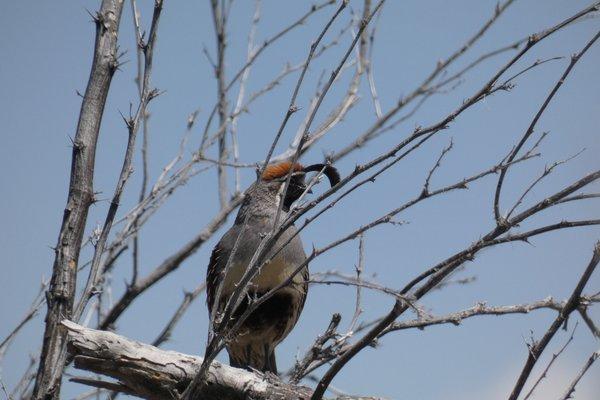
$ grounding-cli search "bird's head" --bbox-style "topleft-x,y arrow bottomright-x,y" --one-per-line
260,161 -> 340,211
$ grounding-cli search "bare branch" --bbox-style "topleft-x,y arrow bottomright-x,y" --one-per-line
198,0 -> 336,152
422,140 -> 453,197
63,320 -> 381,400
493,29 -> 600,225
349,235 -> 365,331
130,0 -> 153,288
385,298 -> 567,333
505,149 -> 584,219
523,324 -> 578,400
211,0 -> 230,210
331,0 -> 518,162
229,0 -> 260,194
32,2 -> 126,398
73,0 -> 165,325
555,193 -> 600,205
558,350 -> 599,400
291,313 -> 342,384
508,242 -> 600,400
99,196 -> 241,330
577,307 -> 599,338
365,3 -> 383,118
0,280 -> 46,362
261,0 -> 350,171
152,283 -> 206,347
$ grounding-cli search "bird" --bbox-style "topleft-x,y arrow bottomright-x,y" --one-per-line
206,160 -> 340,374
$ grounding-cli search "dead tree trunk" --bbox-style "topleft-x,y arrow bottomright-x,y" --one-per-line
62,320 -> 380,400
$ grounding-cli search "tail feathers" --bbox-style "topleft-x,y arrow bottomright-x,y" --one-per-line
228,343 -> 277,374
266,351 -> 277,374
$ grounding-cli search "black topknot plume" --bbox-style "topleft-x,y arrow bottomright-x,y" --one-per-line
302,163 -> 341,187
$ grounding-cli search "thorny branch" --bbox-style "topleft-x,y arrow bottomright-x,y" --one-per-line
0,280 -> 46,363
198,0 -> 336,151
187,5 -> 600,397
522,324 -> 578,400
130,0 -> 152,288
211,0 -> 230,210
291,298 -> 596,382
494,29 -> 600,226
331,0 -> 518,163
152,283 -> 206,347
98,197 -> 242,331
192,2 -> 386,393
31,1 -> 126,399
558,350 -> 599,400
310,23 -> 600,397
260,0 -> 350,171
73,0 -> 165,324
291,313 -> 342,384
507,242 -> 600,400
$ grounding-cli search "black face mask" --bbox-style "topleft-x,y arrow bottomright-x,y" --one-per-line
282,174 -> 308,211
281,164 -> 340,211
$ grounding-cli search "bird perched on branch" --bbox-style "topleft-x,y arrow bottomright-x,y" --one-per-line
206,161 -> 340,374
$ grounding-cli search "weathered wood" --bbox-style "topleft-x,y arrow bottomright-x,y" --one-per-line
63,320 -> 382,400
63,320 -> 313,400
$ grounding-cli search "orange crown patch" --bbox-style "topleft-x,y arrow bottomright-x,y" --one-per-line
262,161 -> 303,181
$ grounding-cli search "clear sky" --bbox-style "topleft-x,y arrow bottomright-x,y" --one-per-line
1,1 -> 599,399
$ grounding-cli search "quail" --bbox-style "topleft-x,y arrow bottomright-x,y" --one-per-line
206,161 -> 340,374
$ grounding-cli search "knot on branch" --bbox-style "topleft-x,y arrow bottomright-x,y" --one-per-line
496,216 -> 510,230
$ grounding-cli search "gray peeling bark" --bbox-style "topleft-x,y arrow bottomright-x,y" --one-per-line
32,1 -> 125,399
63,321 -> 380,400
64,320 -> 312,400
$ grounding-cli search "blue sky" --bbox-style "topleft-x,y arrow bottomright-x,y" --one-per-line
1,1 -> 599,399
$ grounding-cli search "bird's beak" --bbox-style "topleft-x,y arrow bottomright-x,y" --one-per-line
302,163 -> 341,187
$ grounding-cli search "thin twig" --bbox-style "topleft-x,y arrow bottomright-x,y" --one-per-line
210,0 -> 230,210
98,197 -> 241,330
311,170 -> 600,399
331,0 -> 517,163
558,350 -> 599,400
129,0 -> 152,288
290,313 -> 342,384
0,280 -> 46,360
229,0 -> 260,195
508,242 -> 600,400
494,29 -> 600,225
198,0 -> 336,151
260,0 -> 350,171
577,307 -> 600,338
506,149 -> 584,219
523,323 -> 578,400
349,235 -> 365,331
152,283 -> 206,346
